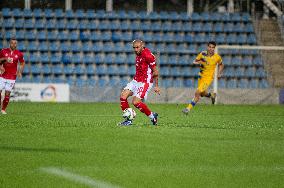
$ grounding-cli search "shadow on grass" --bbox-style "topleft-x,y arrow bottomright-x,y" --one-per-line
0,146 -> 76,153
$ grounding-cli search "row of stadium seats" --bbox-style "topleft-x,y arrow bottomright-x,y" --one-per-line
3,30 -> 257,45
18,75 -> 268,89
2,18 -> 254,33
23,64 -> 266,78
24,52 -> 263,67
2,8 -> 252,22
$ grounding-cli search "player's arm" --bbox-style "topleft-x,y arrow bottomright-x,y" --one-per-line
152,66 -> 161,95
193,52 -> 206,65
217,62 -> 224,78
148,53 -> 160,95
17,54 -> 25,79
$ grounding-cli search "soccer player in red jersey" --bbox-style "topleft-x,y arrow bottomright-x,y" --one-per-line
0,38 -> 25,114
119,39 -> 161,126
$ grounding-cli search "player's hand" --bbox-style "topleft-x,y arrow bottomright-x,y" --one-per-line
0,66 -> 5,74
17,71 -> 22,79
154,86 -> 161,95
217,72 -> 222,78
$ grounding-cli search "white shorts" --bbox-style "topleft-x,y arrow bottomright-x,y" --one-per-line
0,77 -> 16,92
124,80 -> 153,100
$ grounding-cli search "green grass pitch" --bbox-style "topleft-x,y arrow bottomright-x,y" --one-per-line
0,102 -> 283,188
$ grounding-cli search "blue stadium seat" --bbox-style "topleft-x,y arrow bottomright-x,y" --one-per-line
3,18 -> 14,29
172,78 -> 183,87
237,78 -> 249,88
40,54 -> 50,64
50,54 -> 62,64
223,23 -> 234,33
46,31 -> 57,41
87,78 -> 97,87
244,23 -> 254,33
74,65 -> 85,75
104,54 -> 114,64
30,64 -> 41,75
94,54 -> 104,64
161,78 -> 173,88
42,64 -> 51,74
244,67 -> 255,77
259,79 -> 269,88
71,42 -> 81,52
183,78 -> 194,88
226,33 -> 237,44
231,55 -> 242,66
255,67 -> 267,78
52,65 -> 63,75
98,77 -> 108,87
36,30 -> 46,41
235,67 -> 245,77
223,67 -> 234,77
218,79 -> 226,88
216,33 -> 226,44
242,56 -> 253,66
213,22 -> 223,33
86,9 -> 95,19
248,79 -> 258,88
253,56 -> 263,66
13,8 -> 23,18
33,8 -> 42,18
247,34 -> 257,44
44,9 -> 53,18
63,65 -> 74,75
2,8 -> 11,18
227,79 -> 237,88
117,65 -> 127,75
86,65 -> 95,75
72,54 -> 82,64
96,65 -> 107,75
54,9 -> 64,18
27,41 -> 38,51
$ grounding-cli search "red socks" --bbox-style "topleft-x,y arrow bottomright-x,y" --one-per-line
120,97 -> 130,111
134,102 -> 151,116
2,95 -> 10,111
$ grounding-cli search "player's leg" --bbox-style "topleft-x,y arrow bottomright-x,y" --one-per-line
132,97 -> 158,125
120,89 -> 133,111
0,90 -> 2,109
1,91 -> 11,114
1,79 -> 16,114
0,78 -> 4,108
182,78 -> 207,114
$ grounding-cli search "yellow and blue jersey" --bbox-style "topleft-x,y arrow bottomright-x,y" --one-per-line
196,51 -> 222,79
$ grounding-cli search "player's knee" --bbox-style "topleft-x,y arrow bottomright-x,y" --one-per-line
132,98 -> 141,106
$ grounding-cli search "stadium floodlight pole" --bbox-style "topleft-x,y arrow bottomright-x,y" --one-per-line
106,0 -> 113,12
187,0 -> 193,15
147,0 -> 153,14
25,0 -> 31,9
65,0 -> 72,10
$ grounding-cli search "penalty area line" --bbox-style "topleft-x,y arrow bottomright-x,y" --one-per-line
40,167 -> 121,188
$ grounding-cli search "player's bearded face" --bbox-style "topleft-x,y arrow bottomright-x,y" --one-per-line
207,44 -> 215,56
10,40 -> 17,50
133,43 -> 143,55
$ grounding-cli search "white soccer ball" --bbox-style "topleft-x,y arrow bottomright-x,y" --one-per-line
123,108 -> 136,120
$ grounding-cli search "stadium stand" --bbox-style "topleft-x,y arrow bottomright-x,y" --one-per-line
0,8 -> 270,88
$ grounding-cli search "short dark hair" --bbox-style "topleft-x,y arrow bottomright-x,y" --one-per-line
208,41 -> 216,47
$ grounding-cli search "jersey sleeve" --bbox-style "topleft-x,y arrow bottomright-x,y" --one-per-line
217,55 -> 223,65
146,53 -> 156,70
19,52 -> 25,63
195,52 -> 203,61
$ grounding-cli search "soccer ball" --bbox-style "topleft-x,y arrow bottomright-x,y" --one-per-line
123,108 -> 136,120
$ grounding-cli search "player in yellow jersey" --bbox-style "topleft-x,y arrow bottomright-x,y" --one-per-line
182,41 -> 224,114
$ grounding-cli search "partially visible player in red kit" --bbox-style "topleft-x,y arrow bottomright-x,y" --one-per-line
119,39 -> 161,126
0,38 -> 25,114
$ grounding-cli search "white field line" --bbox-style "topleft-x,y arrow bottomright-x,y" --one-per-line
40,167 -> 121,188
